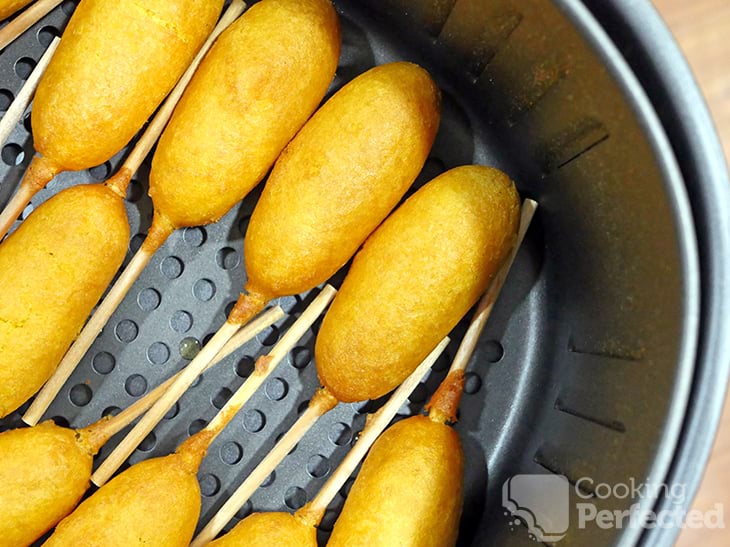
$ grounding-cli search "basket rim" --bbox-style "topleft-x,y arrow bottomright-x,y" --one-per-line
574,0 -> 730,544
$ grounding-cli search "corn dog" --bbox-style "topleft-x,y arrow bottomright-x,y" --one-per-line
24,0 -> 342,424
192,166 -> 519,543
0,184 -> 128,417
45,290 -> 333,546
93,61 -> 440,484
0,0 -> 224,239
0,305 -> 282,545
317,165 -> 521,402
0,0 -> 33,20
328,201 -> 536,547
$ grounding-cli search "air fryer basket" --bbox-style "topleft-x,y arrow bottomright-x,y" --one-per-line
1,0 -> 728,546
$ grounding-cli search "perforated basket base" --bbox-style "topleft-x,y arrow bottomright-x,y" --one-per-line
0,1 -> 700,546
0,2 -> 541,543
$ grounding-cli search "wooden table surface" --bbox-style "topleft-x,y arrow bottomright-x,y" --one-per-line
651,1 -> 730,545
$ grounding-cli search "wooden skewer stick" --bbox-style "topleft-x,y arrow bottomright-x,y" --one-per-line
197,287 -> 338,447
427,199 -> 537,424
295,201 -> 534,526
192,389 -> 337,547
281,203 -> 534,541
0,0 -> 63,51
81,306 -> 284,450
0,35 -> 59,239
93,321 -> 238,484
192,203 -> 535,545
452,199 -> 536,375
22,240 -> 160,425
197,202 -> 537,545
295,337 -> 451,528
21,1 -> 246,427
105,0 -> 246,198
0,164 -> 32,239
92,285 -> 336,487
0,35 -> 58,145
192,338 -> 450,546
0,0 -> 244,244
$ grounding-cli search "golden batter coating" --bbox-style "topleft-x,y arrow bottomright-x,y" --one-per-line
0,184 -> 129,417
0,0 -> 32,19
244,62 -> 440,299
0,422 -> 93,546
316,165 -> 520,402
328,415 -> 464,547
149,0 -> 341,229
209,512 -> 317,547
45,451 -> 202,546
32,0 -> 223,171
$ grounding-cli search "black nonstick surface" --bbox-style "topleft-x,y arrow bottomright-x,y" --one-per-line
0,1 -> 726,546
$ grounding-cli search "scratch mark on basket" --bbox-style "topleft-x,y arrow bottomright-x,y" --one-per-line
555,134 -> 609,169
567,336 -> 645,362
540,118 -> 610,175
554,397 -> 626,433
